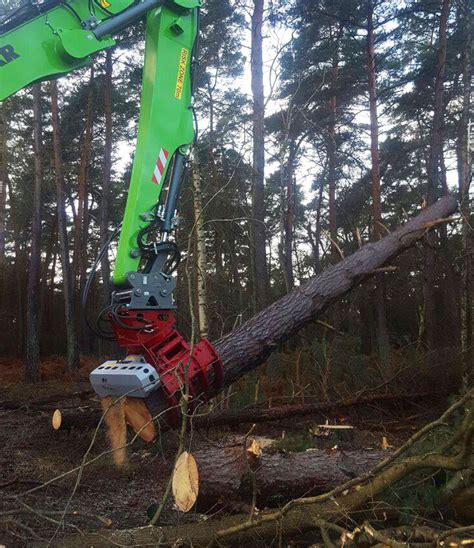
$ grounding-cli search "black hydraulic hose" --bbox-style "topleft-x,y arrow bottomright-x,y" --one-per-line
82,225 -> 121,339
190,6 -> 200,96
162,151 -> 186,233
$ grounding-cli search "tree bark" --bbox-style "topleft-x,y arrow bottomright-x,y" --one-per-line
166,447 -> 384,511
100,51 -> 113,302
51,407 -> 101,431
48,392 -> 438,433
0,102 -> 10,336
251,0 -> 269,311
192,157 -> 209,339
427,0 -> 450,206
423,0 -> 450,354
25,84 -> 43,384
457,0 -> 472,388
328,24 -> 341,264
0,102 -> 8,267
50,81 -> 80,371
281,141 -> 298,292
0,104 -> 10,356
367,0 -> 390,368
307,171 -> 325,275
74,66 -> 95,298
13,231 -> 26,357
39,214 -> 58,350
328,97 -> 338,262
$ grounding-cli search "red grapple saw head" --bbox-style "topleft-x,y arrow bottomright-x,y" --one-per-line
109,308 -> 223,412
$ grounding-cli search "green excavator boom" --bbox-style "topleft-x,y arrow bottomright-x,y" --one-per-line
0,0 -> 200,284
1,1 -> 227,415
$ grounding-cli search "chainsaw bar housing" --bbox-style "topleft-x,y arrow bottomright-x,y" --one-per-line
90,357 -> 160,398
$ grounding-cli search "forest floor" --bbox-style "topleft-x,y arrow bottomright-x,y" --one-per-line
0,357 -> 454,547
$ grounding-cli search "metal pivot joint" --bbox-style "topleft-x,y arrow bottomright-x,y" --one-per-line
113,241 -> 178,310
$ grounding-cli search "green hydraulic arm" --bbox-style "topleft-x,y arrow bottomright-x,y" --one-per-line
0,0 -> 199,284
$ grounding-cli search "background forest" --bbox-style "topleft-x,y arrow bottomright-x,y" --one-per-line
0,0 -> 472,404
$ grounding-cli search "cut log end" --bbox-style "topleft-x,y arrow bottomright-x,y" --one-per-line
50,407 -> 102,432
51,409 -> 62,430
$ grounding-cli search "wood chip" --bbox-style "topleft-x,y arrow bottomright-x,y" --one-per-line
172,451 -> 199,512
123,397 -> 156,442
101,396 -> 127,468
247,438 -> 262,458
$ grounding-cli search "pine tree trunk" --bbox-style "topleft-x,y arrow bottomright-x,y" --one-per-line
0,104 -> 9,355
25,84 -> 43,383
214,226 -> 224,296
189,447 -> 384,510
328,93 -> 337,262
50,81 -> 80,371
74,67 -> 94,297
457,0 -> 472,388
328,27 -> 340,263
14,239 -> 25,358
0,103 -> 11,326
308,173 -> 325,275
100,51 -> 113,302
438,151 -> 460,347
214,198 -> 458,391
192,157 -> 209,339
367,0 -> 390,368
145,196 -> 458,417
423,0 -> 450,354
0,103 -> 8,267
7,174 -> 24,357
281,142 -> 297,292
251,0 -> 269,311
39,216 -> 58,345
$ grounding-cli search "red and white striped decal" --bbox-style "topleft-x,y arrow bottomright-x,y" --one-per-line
151,148 -> 169,185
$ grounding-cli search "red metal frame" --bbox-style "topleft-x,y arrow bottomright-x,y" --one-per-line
110,308 -> 223,408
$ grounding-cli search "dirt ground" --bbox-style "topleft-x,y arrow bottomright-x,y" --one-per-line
0,358 -> 450,547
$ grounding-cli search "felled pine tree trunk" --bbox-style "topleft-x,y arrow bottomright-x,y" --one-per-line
145,195 -> 458,418
184,447 -> 384,511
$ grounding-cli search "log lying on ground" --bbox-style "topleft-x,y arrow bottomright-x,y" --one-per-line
198,392 -> 441,428
51,393 -> 474,548
0,389 -> 93,411
49,391 -> 441,432
51,407 -> 101,431
146,196 -> 458,416
57,449 -> 472,548
57,397 -> 474,548
187,447 -> 384,510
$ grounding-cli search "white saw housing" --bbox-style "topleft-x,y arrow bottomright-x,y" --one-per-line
89,356 -> 160,398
